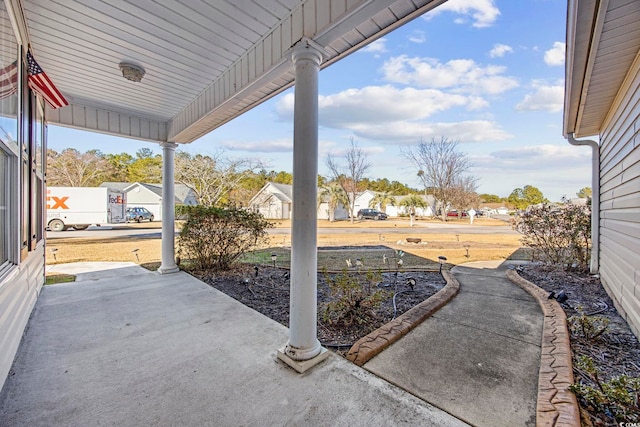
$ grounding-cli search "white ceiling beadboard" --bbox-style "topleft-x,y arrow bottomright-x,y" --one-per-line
23,0 -> 445,144
565,0 -> 640,137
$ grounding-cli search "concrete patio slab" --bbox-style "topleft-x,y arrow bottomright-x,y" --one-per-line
1,263 -> 467,427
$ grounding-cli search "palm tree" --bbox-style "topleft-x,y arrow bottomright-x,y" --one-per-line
368,192 -> 396,213
318,184 -> 349,222
399,194 -> 428,227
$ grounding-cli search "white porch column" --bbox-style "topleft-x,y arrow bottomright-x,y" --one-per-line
158,141 -> 179,275
277,39 -> 328,372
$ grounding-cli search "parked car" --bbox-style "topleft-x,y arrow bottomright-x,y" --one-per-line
357,208 -> 388,220
126,207 -> 154,223
446,210 -> 468,217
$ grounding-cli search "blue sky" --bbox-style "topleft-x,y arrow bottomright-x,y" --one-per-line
49,0 -> 591,202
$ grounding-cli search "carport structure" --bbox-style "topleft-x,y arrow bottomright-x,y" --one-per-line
3,0 -> 449,376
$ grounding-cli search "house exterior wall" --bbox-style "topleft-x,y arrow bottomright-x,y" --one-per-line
599,61 -> 640,338
386,205 -> 433,217
353,191 -> 375,216
126,187 -> 162,220
0,5 -> 46,389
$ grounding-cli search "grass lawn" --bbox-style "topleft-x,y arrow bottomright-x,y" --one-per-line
45,216 -> 525,275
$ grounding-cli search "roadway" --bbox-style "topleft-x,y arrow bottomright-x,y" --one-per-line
46,217 -> 517,240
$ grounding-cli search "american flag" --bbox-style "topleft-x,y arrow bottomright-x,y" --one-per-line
0,61 -> 18,100
27,50 -> 68,109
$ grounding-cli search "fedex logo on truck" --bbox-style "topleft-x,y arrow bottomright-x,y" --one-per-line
109,194 -> 125,204
46,190 -> 69,210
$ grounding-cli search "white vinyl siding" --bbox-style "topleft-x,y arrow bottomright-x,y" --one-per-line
599,59 -> 640,338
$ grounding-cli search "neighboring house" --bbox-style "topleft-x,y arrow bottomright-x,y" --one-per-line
317,191 -> 349,221
251,184 -> 439,220
386,195 -> 436,217
249,182 -> 293,219
100,182 -> 198,221
564,0 -> 640,338
352,190 -> 377,216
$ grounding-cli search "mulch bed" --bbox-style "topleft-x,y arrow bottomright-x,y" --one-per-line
189,264 -> 445,349
189,261 -> 640,425
518,264 -> 640,426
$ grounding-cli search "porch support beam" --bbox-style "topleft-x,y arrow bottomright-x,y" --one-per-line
277,39 -> 328,373
158,141 -> 179,275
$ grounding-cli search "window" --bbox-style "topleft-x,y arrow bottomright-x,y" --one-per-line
0,149 -> 8,266
0,4 -> 18,271
30,95 -> 45,245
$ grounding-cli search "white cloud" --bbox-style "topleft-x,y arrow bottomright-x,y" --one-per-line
277,86 -> 476,125
488,144 -> 588,165
275,86 -> 510,144
544,42 -> 565,66
489,44 -> 513,58
427,0 -> 500,28
516,82 -> 564,112
351,120 -> 511,143
361,38 -> 387,55
217,138 -> 292,153
381,55 -> 518,95
408,30 -> 427,44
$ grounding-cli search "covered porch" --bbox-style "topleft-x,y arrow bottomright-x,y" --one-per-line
0,0 -> 450,381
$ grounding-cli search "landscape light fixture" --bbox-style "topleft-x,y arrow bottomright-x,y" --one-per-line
438,255 -> 447,273
119,62 -> 145,82
463,244 -> 470,258
50,247 -> 58,262
548,290 -> 569,304
407,277 -> 416,290
271,253 -> 277,267
131,248 -> 139,263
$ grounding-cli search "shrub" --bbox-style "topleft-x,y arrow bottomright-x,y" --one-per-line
177,205 -> 272,271
513,200 -> 591,271
568,306 -> 609,341
321,269 -> 389,327
570,355 -> 640,423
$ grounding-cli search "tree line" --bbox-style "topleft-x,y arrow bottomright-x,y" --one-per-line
48,140 -> 590,216
46,147 -> 419,208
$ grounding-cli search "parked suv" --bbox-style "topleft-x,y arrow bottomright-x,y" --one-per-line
126,207 -> 154,223
357,208 -> 388,220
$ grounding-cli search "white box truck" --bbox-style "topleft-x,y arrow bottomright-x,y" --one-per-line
46,187 -> 127,231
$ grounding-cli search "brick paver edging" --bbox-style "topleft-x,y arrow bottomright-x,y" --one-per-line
506,269 -> 581,427
346,270 -> 460,367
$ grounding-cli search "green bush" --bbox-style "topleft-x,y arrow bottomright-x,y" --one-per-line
321,269 -> 389,327
570,355 -> 640,423
513,200 -> 591,271
568,306 -> 609,341
177,205 -> 272,271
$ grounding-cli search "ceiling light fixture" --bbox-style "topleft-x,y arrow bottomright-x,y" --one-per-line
119,62 -> 145,82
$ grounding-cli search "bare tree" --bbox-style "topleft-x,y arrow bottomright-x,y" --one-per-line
175,150 -> 263,207
47,148 -> 113,186
326,139 -> 371,223
403,137 -> 475,221
449,175 -> 480,215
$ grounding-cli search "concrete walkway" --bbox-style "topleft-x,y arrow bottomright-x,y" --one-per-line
0,263 -> 466,427
363,261 -> 543,427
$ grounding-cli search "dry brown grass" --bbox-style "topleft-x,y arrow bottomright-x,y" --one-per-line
46,218 -> 524,272
46,236 -> 166,265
